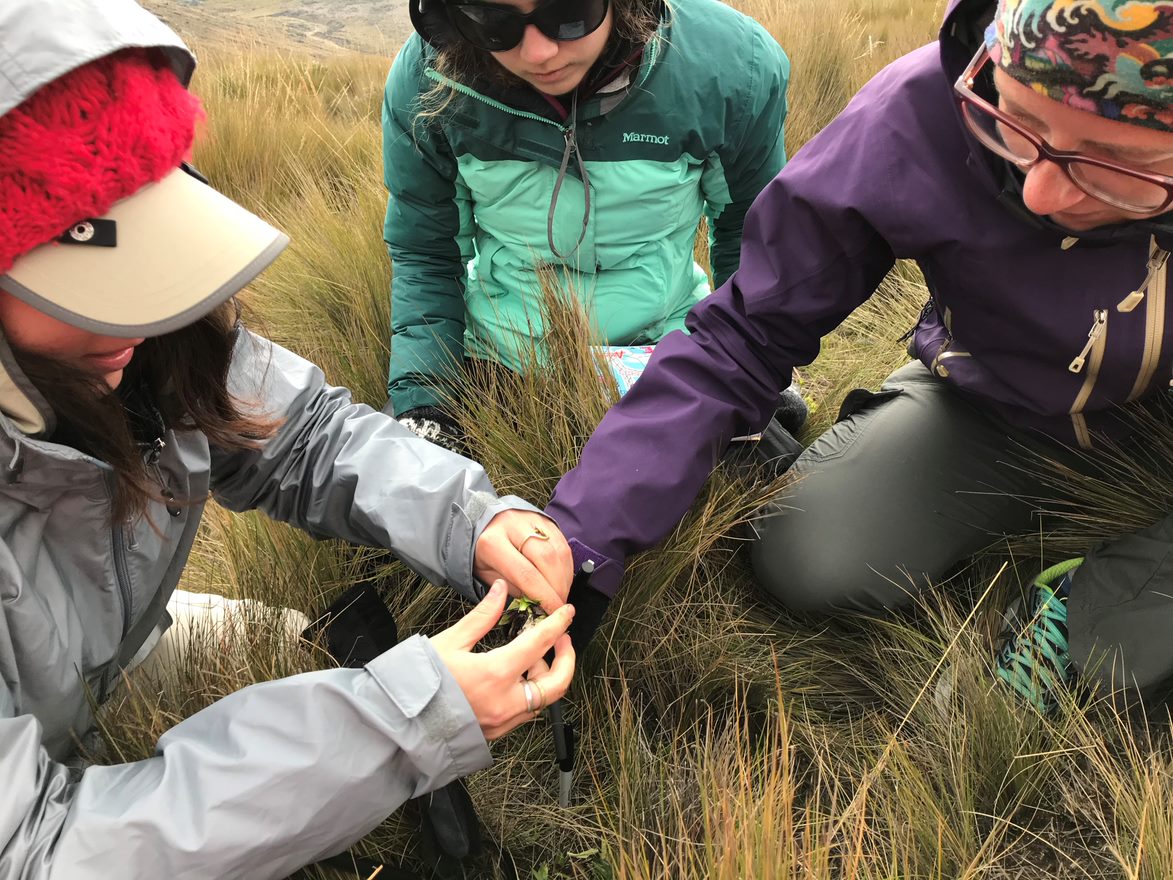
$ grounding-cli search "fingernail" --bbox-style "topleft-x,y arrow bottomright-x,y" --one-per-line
489,581 -> 504,597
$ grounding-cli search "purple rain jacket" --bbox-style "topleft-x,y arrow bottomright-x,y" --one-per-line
544,0 -> 1173,597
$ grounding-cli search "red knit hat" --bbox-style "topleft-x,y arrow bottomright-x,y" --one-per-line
0,50 -> 287,337
0,50 -> 200,274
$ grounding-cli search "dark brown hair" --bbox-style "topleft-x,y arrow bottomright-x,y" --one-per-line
421,0 -> 663,115
14,300 -> 278,523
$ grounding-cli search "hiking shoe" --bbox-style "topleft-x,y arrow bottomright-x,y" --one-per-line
994,557 -> 1083,714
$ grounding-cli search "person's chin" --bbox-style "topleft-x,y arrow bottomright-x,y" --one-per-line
1049,211 -> 1112,231
103,368 -> 125,390
527,66 -> 583,95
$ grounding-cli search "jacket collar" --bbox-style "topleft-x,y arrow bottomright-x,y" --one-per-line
0,332 -> 52,436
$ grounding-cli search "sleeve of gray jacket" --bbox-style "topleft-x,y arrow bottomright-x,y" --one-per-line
0,635 -> 492,879
210,331 -> 541,600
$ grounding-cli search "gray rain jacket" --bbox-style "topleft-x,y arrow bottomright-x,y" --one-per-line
0,3 -> 536,876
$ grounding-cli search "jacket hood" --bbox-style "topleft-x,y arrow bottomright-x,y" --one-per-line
0,0 -> 194,118
938,0 -> 1173,247
0,0 -> 197,437
409,0 -> 461,50
0,333 -> 53,437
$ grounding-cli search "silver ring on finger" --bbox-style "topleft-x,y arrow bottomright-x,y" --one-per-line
522,679 -> 537,715
530,677 -> 547,715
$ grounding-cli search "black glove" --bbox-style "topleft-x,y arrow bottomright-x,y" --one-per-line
396,405 -> 465,453
567,578 -> 612,655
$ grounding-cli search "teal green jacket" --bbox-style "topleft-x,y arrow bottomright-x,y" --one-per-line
382,0 -> 789,413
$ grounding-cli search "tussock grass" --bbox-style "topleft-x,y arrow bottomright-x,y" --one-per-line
731,0 -> 940,155
89,6 -> 1173,879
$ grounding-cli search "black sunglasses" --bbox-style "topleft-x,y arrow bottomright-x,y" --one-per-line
447,0 -> 610,52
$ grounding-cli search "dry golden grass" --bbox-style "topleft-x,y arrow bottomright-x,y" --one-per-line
91,3 -> 1173,878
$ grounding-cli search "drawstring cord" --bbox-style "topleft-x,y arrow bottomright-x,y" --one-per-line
547,90 -> 591,262
5,438 -> 24,485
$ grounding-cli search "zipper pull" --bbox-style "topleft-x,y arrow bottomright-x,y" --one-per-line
1069,309 -> 1108,373
144,437 -> 181,517
146,437 -> 166,466
1119,246 -> 1170,311
1117,290 -> 1146,312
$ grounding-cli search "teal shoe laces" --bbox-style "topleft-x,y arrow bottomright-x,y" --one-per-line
995,557 -> 1083,714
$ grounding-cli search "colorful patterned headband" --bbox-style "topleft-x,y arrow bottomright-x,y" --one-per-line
989,0 -> 1173,132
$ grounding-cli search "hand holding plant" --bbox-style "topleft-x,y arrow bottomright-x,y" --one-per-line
474,510 -> 573,613
430,580 -> 575,741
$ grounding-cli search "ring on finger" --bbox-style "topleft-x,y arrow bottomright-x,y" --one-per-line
518,524 -> 551,554
522,680 -> 537,715
530,678 -> 547,714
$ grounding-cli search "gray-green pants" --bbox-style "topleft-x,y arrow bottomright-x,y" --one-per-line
750,361 -> 1173,697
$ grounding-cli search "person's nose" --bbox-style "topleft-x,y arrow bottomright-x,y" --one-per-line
1020,158 -> 1089,217
518,24 -> 559,65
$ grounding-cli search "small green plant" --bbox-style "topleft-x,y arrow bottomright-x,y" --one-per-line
497,596 -> 549,639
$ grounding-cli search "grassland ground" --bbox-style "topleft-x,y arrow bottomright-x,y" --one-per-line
97,1 -> 1173,877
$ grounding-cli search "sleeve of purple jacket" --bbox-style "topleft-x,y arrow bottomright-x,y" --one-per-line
543,69 -> 920,596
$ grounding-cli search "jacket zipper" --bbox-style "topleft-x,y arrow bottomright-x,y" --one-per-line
1068,308 -> 1108,449
111,436 -> 182,653
931,345 -> 972,377
1068,309 -> 1108,374
109,474 -> 134,643
146,437 -> 181,517
928,306 -> 973,377
1123,241 -> 1168,401
1063,238 -> 1168,447
899,297 -> 935,344
421,30 -> 659,131
425,69 -> 593,262
425,69 -> 569,133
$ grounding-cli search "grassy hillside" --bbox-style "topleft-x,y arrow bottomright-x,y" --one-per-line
92,1 -> 1173,878
143,0 -> 411,54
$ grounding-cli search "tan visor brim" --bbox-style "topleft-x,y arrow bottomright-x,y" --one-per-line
0,167 -> 289,338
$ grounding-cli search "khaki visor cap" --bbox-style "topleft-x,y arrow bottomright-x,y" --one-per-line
0,167 -> 288,338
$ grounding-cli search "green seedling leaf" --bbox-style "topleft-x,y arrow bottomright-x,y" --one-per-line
496,596 -> 548,639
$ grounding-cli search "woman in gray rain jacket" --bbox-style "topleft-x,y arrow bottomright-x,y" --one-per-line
0,2 -> 575,877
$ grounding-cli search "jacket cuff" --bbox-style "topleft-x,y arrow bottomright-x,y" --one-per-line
459,493 -> 545,599
366,635 -> 491,782
566,537 -> 624,598
386,381 -> 445,419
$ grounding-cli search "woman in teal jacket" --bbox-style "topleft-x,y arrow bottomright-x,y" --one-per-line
382,0 -> 803,446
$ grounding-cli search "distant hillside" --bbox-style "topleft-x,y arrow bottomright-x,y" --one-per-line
143,0 -> 411,55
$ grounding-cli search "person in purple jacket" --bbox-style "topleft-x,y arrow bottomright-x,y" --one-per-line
547,0 -> 1173,713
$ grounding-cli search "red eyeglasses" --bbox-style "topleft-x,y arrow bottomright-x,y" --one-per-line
954,45 -> 1173,214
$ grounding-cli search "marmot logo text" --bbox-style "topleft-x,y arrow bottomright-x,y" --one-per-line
622,132 -> 670,145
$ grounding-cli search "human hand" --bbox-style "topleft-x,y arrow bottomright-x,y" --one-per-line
474,510 -> 572,613
430,580 -> 575,740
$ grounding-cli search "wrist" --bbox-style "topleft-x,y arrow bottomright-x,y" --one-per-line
367,635 -> 492,779
565,537 -> 624,598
